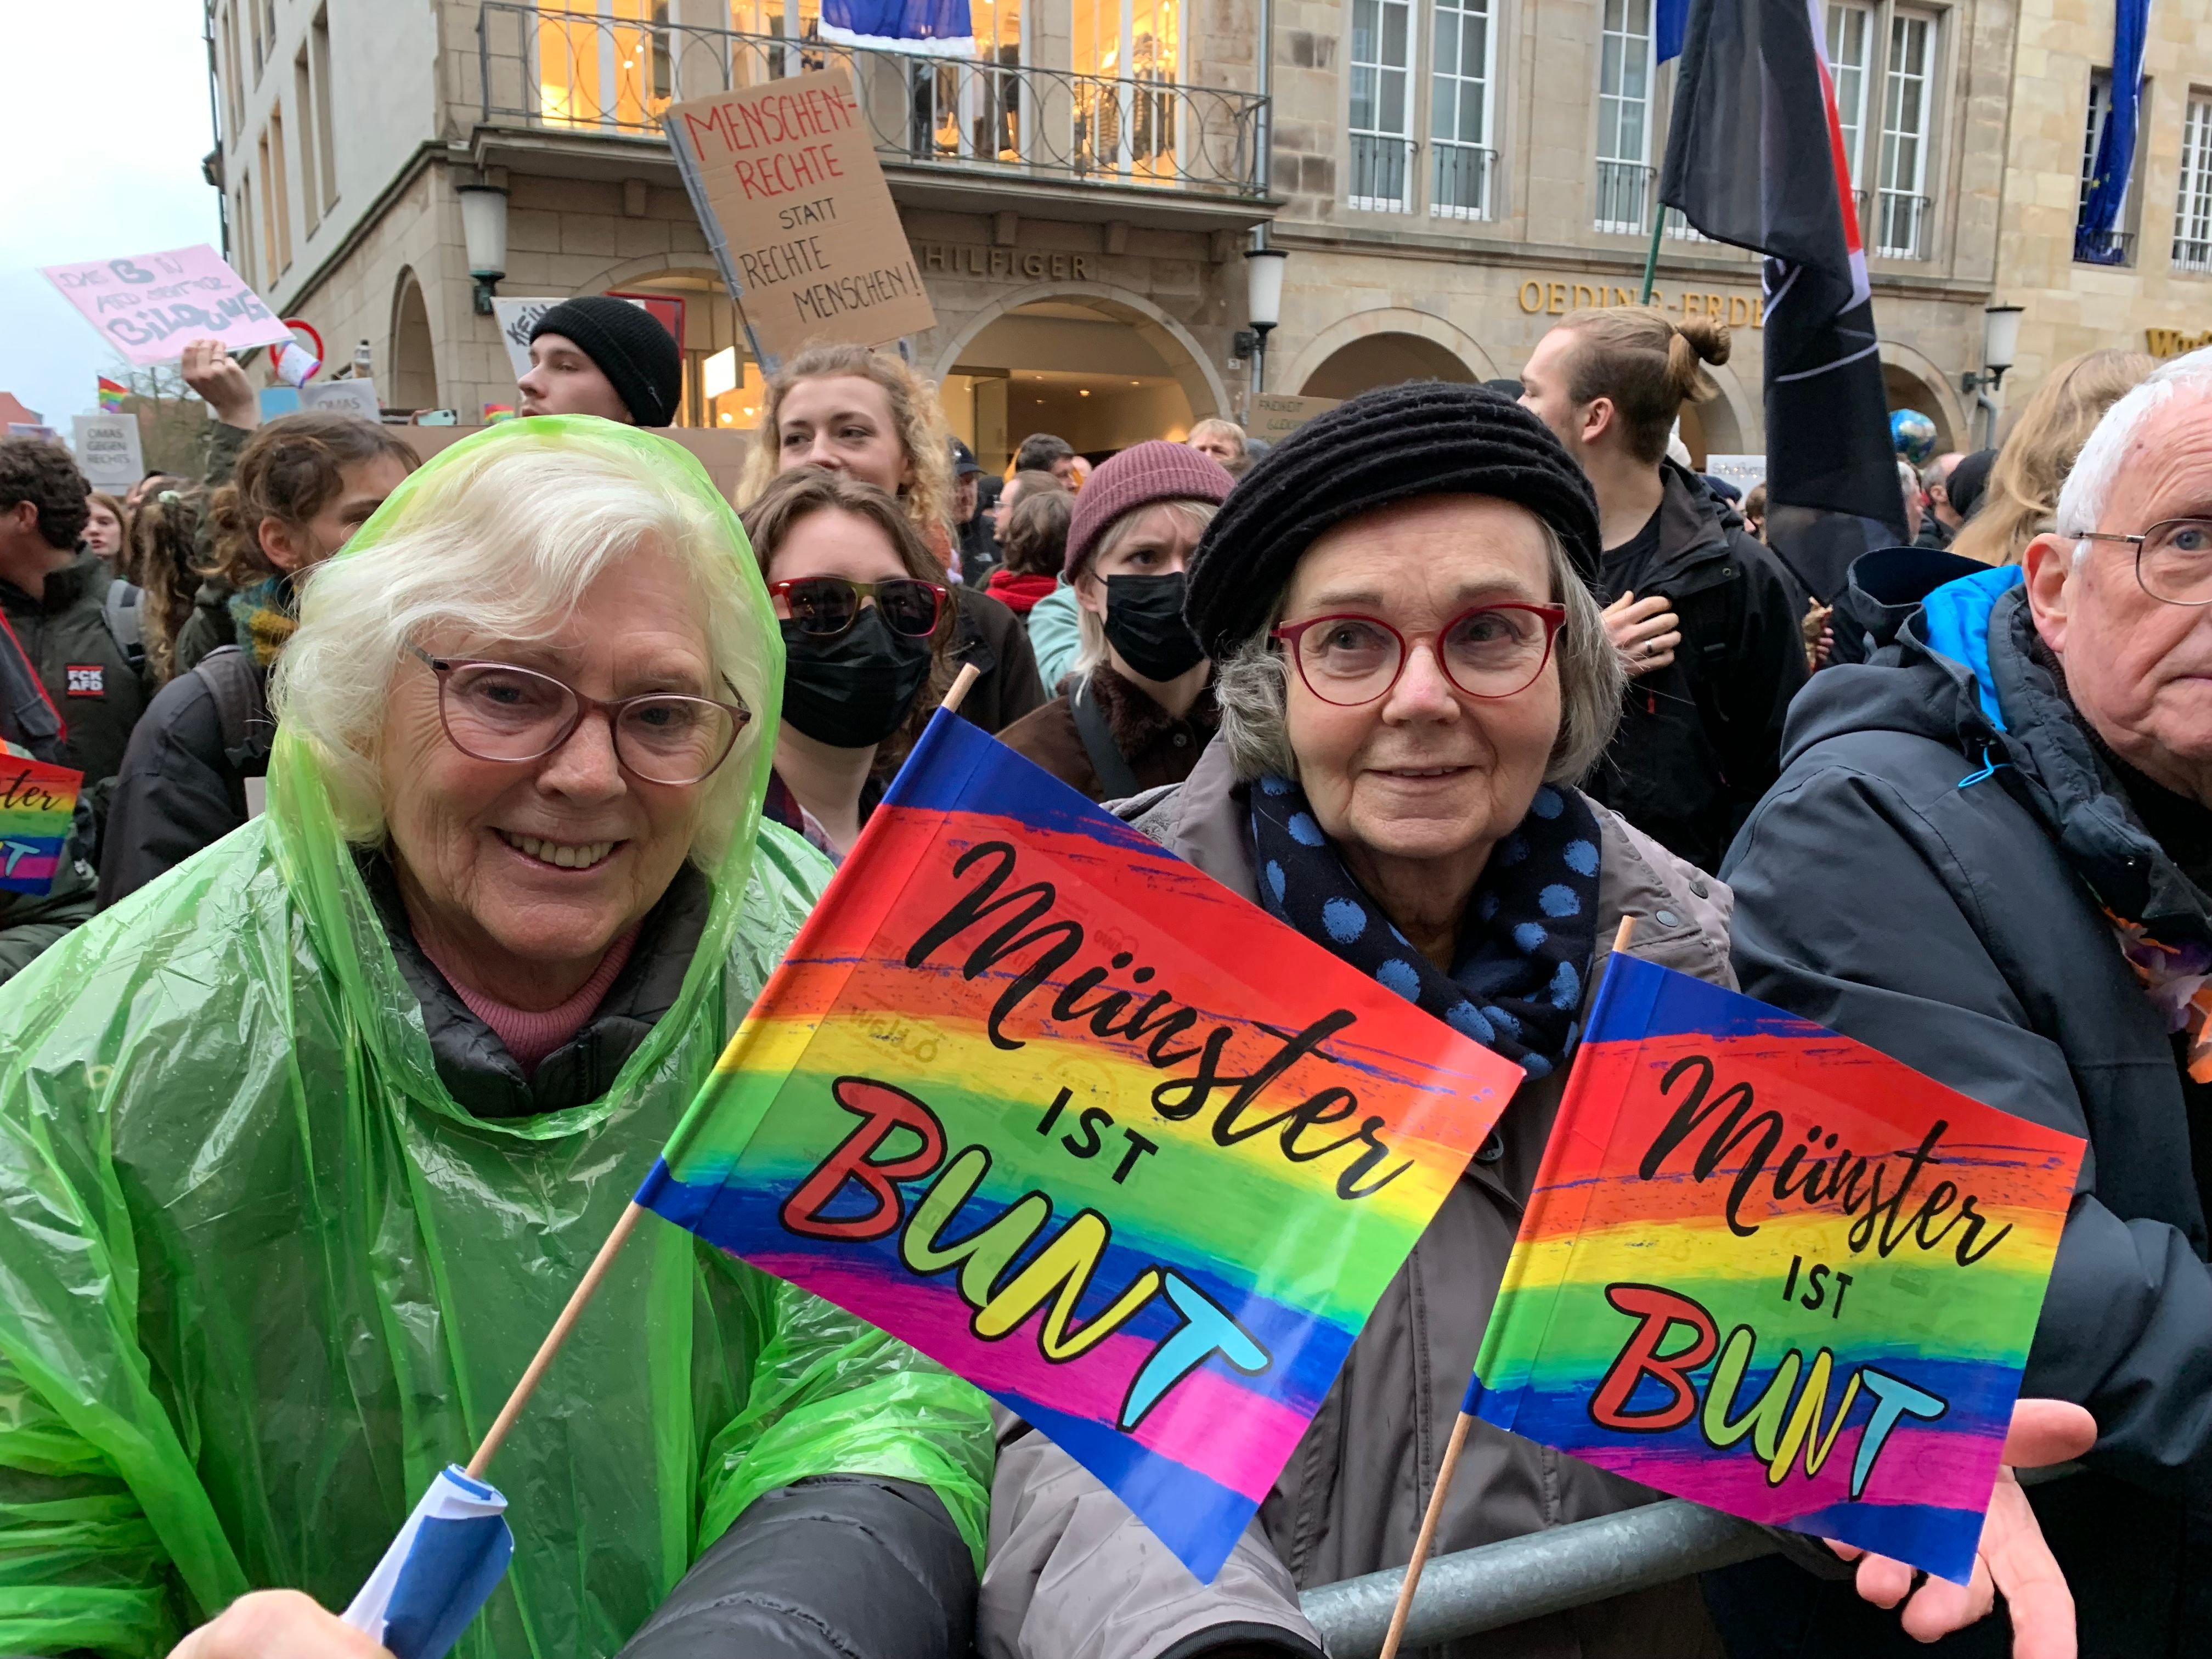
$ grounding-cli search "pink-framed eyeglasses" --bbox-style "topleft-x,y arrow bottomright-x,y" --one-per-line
1270,603 -> 1567,706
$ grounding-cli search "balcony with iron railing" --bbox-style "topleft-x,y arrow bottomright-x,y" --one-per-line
2175,235 -> 2212,275
1344,136 -> 1496,221
477,1 -> 1268,204
2074,225 -> 2136,266
1854,189 -> 1932,259
1592,160 -> 1654,235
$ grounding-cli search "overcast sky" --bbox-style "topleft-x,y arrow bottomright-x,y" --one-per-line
0,2 -> 225,425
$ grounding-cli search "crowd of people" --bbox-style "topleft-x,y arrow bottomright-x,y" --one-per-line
0,289 -> 2203,1658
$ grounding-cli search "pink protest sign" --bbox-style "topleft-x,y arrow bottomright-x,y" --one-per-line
41,246 -> 294,368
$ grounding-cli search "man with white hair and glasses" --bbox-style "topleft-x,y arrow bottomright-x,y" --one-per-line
1709,349 -> 2212,1654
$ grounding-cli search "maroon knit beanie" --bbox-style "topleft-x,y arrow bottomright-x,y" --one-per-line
1063,440 -> 1235,579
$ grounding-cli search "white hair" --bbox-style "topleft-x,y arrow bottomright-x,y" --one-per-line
1214,517 -> 1624,787
1072,498 -> 1221,674
275,432 -> 775,867
2058,346 -> 2212,556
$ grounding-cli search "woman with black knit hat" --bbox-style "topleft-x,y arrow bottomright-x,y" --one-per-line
996,439 -> 1233,800
979,381 -> 1740,1657
518,295 -> 685,426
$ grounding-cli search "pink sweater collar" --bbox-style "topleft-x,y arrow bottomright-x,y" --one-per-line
415,925 -> 642,1079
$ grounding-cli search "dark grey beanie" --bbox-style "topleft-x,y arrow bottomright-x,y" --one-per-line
1184,382 -> 1603,656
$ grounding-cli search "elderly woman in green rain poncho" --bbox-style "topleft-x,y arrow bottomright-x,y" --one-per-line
0,417 -> 994,1659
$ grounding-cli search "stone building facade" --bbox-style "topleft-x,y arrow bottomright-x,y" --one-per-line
211,0 -> 2120,470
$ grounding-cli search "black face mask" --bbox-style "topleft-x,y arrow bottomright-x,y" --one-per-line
1104,573 -> 1207,682
779,608 -> 933,748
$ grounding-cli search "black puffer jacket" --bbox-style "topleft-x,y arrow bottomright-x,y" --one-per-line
1585,463 -> 1808,874
1714,566 -> 2212,1656
0,549 -> 151,787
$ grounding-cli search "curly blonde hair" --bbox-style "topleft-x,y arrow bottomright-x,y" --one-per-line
1954,348 -> 2157,567
741,346 -> 955,551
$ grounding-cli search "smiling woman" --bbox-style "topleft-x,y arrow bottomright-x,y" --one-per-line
980,382 -> 1745,1659
0,415 -> 997,1659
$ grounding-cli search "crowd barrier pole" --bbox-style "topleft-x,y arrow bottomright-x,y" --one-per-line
1300,1499 -> 1774,1657
1301,1464 -> 2083,1656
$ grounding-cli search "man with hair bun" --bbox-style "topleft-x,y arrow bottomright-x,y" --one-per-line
1520,308 -> 1808,872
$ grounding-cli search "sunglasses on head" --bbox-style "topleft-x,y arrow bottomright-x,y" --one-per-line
769,575 -> 947,639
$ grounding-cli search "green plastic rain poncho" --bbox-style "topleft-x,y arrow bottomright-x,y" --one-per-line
0,418 -> 992,1657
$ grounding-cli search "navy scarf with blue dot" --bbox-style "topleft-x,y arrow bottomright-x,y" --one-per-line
1249,775 -> 1601,1080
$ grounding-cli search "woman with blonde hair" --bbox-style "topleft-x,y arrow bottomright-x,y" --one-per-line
1953,348 -> 2155,566
744,343 -> 1045,732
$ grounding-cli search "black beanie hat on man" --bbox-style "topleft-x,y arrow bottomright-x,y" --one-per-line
1183,381 -> 1604,657
529,296 -> 685,427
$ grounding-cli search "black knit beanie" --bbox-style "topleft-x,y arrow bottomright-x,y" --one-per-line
529,296 -> 684,427
1184,382 -> 1604,656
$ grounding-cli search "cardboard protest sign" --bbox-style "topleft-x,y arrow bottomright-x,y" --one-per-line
302,379 -> 382,420
71,415 -> 144,490
1,753 -> 84,896
636,709 -> 1523,1582
1468,953 -> 2084,1584
41,246 -> 292,368
1247,394 -> 1339,443
663,70 -> 935,362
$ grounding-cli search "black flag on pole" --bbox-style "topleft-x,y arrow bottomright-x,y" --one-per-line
1659,0 -> 1904,591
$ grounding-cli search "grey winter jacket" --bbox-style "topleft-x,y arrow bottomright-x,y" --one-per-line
978,740 -> 1733,1659
1714,566 -> 2212,1656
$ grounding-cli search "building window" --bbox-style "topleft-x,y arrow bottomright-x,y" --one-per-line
1593,0 -> 1653,233
2176,94 -> 2212,274
312,8 -> 340,207
294,51 -> 320,229
256,132 -> 279,283
236,175 -> 256,287
1073,0 -> 1182,180
268,104 -> 293,272
221,5 -> 245,138
2075,69 -> 2145,266
1430,0 -> 1494,220
1348,0 -> 1413,211
537,0 -> 672,132
1825,2 -> 1872,188
1873,10 -> 1934,258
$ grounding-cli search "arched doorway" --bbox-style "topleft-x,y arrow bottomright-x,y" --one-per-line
390,270 -> 438,411
934,294 -> 1218,471
1878,346 -> 1965,455
1301,332 -> 1479,399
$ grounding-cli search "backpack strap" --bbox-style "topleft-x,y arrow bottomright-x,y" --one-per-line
195,646 -> 272,770
103,579 -> 145,669
1071,675 -> 1141,803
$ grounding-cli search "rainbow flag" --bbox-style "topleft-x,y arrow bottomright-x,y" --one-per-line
96,376 -> 127,413
1468,954 -> 2084,1584
0,751 -> 83,895
636,709 -> 1525,1582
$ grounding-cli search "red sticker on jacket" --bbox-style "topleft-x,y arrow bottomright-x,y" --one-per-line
64,665 -> 105,697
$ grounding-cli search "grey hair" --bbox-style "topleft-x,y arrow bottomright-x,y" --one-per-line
1073,498 -> 1221,673
274,435 -> 775,868
2059,345 -> 2212,558
1215,518 -> 1624,787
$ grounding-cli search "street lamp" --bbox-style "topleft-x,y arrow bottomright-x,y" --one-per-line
1243,246 -> 1288,395
459,184 -> 510,315
1960,304 -> 2023,447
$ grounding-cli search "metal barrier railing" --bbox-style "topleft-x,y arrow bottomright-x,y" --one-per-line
478,1 -> 1267,198
1301,1497 -> 1774,1656
1302,1465 -> 2083,1655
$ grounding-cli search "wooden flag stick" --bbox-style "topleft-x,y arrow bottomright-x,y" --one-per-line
467,1200 -> 646,1480
461,663 -> 991,1481
941,661 -> 981,715
1375,913 -> 1640,1659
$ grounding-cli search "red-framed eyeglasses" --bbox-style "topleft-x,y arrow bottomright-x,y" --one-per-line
1270,603 -> 1567,706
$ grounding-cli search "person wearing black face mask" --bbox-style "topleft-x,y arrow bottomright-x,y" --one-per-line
998,441 -> 1233,802
740,470 -> 948,861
